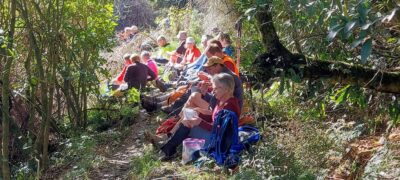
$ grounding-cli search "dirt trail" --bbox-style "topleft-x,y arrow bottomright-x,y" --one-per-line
88,113 -> 157,179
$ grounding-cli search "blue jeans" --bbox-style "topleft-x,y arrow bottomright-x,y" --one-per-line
188,126 -> 211,146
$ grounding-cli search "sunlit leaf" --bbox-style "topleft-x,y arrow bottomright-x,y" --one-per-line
361,22 -> 372,30
344,21 -> 356,33
382,8 -> 398,22
327,24 -> 344,41
244,7 -> 256,16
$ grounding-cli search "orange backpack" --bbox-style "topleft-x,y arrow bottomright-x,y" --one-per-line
167,85 -> 189,105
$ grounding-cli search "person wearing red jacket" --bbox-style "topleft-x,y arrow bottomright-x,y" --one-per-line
180,37 -> 201,65
112,53 -> 133,86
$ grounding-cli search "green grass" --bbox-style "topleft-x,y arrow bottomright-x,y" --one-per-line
130,145 -> 161,179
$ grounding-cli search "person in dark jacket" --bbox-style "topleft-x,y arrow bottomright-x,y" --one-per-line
124,54 -> 156,90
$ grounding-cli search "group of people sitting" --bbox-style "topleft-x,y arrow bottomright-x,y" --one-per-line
111,29 -> 243,162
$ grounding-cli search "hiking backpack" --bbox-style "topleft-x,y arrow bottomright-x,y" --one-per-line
202,109 -> 261,168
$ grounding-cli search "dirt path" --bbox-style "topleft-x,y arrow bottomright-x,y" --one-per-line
88,112 -> 158,179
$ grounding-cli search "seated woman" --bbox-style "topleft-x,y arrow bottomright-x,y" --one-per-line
180,37 -> 201,65
158,73 -> 241,161
141,51 -> 159,79
124,54 -> 156,90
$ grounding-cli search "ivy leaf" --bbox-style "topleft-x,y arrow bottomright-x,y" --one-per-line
360,38 -> 372,64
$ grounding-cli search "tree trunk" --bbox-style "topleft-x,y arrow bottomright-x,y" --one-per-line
253,3 -> 400,94
17,0 -> 51,172
1,0 -> 16,179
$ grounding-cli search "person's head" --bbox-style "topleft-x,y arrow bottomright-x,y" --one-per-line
203,56 -> 224,75
130,25 -> 138,33
140,51 -> 151,62
207,39 -> 223,49
218,32 -> 231,47
212,73 -> 235,100
157,35 -> 167,47
130,53 -> 140,63
211,27 -> 220,36
205,43 -> 223,58
185,37 -> 196,49
176,31 -> 187,41
201,34 -> 213,48
123,53 -> 132,64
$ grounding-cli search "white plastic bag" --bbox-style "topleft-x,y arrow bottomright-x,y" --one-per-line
182,108 -> 198,120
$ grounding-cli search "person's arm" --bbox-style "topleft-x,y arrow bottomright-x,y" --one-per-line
146,66 -> 156,81
114,66 -> 128,82
193,48 -> 201,62
194,107 -> 212,115
180,51 -> 188,64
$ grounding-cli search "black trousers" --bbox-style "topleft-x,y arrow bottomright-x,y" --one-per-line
160,124 -> 190,156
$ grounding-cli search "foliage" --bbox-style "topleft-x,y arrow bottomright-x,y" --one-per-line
126,88 -> 140,104
388,97 -> 400,126
55,135 -> 98,179
154,5 -> 204,40
235,0 -> 400,66
331,85 -> 367,109
130,145 -> 161,179
114,0 -> 155,31
325,1 -> 399,64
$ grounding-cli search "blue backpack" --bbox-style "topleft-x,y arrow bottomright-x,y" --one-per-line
202,110 -> 261,168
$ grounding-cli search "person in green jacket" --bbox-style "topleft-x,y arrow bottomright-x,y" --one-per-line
155,35 -> 174,64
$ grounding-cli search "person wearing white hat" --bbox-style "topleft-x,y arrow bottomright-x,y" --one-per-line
180,37 -> 201,65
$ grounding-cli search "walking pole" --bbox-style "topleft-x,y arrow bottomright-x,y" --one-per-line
235,19 -> 242,68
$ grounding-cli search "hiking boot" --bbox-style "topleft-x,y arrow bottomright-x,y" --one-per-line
141,98 -> 160,112
161,105 -> 174,114
144,131 -> 165,150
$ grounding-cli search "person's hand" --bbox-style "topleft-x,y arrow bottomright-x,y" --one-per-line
181,118 -> 202,128
197,71 -> 210,81
189,118 -> 202,127
198,81 -> 211,95
181,119 -> 192,128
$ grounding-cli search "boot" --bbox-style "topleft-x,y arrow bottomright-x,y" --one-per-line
160,124 -> 190,157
